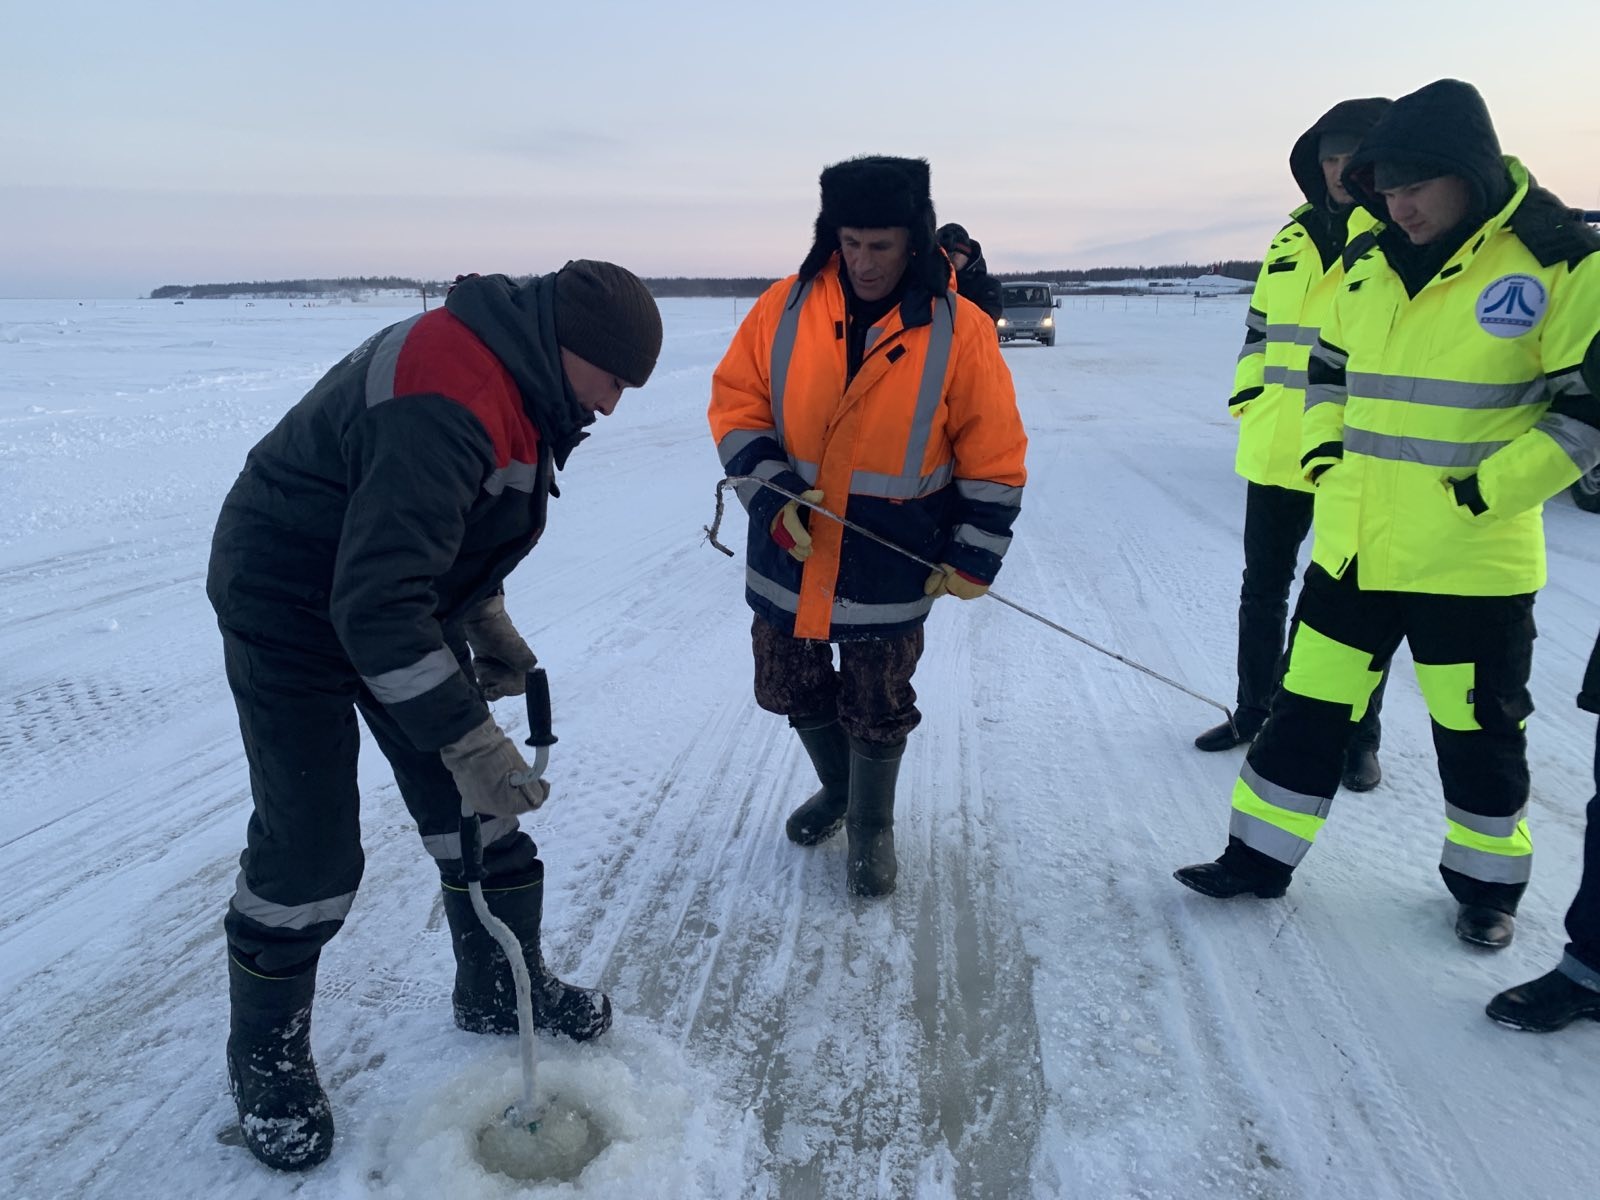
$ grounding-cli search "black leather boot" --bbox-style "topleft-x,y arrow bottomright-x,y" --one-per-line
1174,841 -> 1291,899
846,737 -> 904,898
785,714 -> 851,846
441,862 -> 611,1042
1341,744 -> 1382,792
1194,711 -> 1263,752
1487,967 -> 1600,1031
1455,903 -> 1515,949
226,953 -> 334,1172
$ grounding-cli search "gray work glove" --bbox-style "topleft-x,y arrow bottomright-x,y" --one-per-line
461,593 -> 537,700
439,716 -> 550,817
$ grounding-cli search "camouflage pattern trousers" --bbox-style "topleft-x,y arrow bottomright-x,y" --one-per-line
751,615 -> 924,745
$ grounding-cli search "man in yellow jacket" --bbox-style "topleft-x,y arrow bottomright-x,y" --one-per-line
1177,80 -> 1600,949
709,155 -> 1028,898
1196,97 -> 1392,799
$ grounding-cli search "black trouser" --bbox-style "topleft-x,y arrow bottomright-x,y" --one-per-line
1238,482 -> 1387,747
219,618 -> 536,975
1563,720 -> 1600,983
751,615 -> 923,745
1230,562 -> 1536,911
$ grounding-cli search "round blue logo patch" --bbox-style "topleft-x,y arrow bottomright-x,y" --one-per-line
1475,274 -> 1547,338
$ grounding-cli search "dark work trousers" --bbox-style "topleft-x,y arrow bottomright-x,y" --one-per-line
1563,720 -> 1600,980
1238,482 -> 1388,747
219,617 -> 537,975
751,614 -> 924,745
1237,561 -> 1536,911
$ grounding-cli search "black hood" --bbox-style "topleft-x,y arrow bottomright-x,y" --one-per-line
1342,79 -> 1512,228
445,273 -> 591,469
1289,97 -> 1392,209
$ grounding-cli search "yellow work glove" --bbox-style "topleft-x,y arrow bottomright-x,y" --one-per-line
770,490 -> 824,562
923,564 -> 991,601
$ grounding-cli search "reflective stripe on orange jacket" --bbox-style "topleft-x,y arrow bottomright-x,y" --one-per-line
709,256 -> 1027,641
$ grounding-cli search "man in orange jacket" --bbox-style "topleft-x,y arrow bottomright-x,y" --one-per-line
709,155 -> 1028,898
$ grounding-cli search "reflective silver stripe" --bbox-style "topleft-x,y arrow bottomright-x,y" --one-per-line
864,326 -> 885,353
1263,366 -> 1311,390
957,479 -> 1023,507
1347,372 -> 1545,410
1241,761 -> 1332,819
362,647 -> 462,704
1547,367 -> 1594,401
484,460 -> 540,496
792,458 -> 820,485
421,815 -> 520,861
1245,308 -> 1267,335
952,522 -> 1011,556
1535,413 -> 1600,473
363,314 -> 426,408
851,462 -> 952,499
1440,839 -> 1532,884
1312,340 -> 1349,368
1446,803 -> 1526,840
232,873 -> 355,930
746,567 -> 935,626
1229,808 -> 1313,867
1344,427 -> 1507,469
1559,950 -> 1600,994
717,427 -> 776,470
735,455 -> 795,509
1304,382 -> 1345,411
1265,324 -> 1319,346
901,292 -> 957,477
769,278 -> 811,439
1238,341 -> 1263,363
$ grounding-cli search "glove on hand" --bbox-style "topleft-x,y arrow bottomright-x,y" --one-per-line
1446,475 -> 1489,515
923,564 -> 991,601
770,490 -> 825,562
440,716 -> 549,817
461,594 -> 537,700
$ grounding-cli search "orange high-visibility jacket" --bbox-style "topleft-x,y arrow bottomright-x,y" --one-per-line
709,256 -> 1027,641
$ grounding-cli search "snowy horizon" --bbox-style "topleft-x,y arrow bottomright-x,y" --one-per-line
2,294 -> 1597,1197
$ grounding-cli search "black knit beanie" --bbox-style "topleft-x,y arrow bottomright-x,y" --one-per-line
553,260 -> 663,387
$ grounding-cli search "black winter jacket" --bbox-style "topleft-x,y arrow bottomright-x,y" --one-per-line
207,273 -> 588,751
953,242 -> 1004,323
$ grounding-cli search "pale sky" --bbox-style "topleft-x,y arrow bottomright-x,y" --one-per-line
3,0 -> 1597,297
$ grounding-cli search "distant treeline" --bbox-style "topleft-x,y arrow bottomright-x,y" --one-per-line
150,276 -> 442,300
995,260 -> 1260,284
150,260 -> 1261,301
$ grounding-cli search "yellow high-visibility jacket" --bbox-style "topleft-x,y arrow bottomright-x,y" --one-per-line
1231,207 -> 1377,492
1303,158 -> 1600,595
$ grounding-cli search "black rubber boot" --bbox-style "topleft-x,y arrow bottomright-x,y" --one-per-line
1173,861 -> 1289,899
846,737 -> 904,898
1487,968 -> 1600,1032
1194,711 -> 1263,752
226,953 -> 334,1172
1456,903 -> 1516,949
1341,744 -> 1382,792
785,714 -> 851,846
441,863 -> 611,1042
1174,840 -> 1291,899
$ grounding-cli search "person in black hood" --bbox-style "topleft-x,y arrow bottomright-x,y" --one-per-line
207,261 -> 662,1171
1341,78 -> 1515,294
937,222 -> 1004,323
1192,96 -> 1393,798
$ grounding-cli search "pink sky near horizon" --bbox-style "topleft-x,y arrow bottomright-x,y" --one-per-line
3,1 -> 1596,297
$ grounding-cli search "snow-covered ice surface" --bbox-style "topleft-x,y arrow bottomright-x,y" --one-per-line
2,295 -> 1596,1199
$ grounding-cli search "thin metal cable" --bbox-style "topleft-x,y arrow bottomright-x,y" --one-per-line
706,474 -> 1237,736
